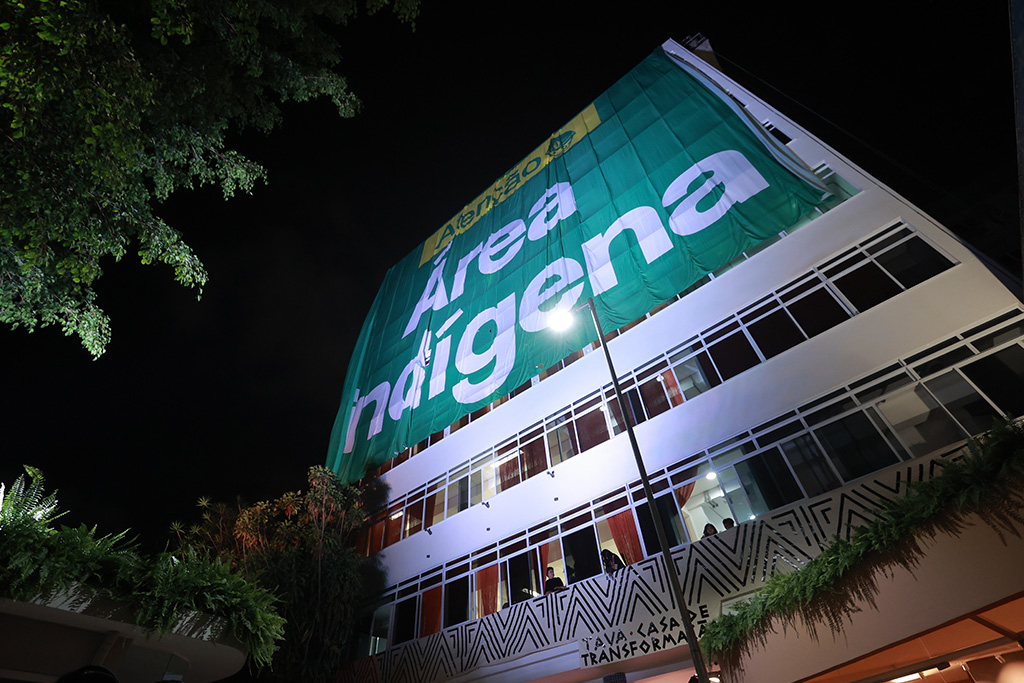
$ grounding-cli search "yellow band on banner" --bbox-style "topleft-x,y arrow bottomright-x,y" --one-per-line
418,104 -> 602,268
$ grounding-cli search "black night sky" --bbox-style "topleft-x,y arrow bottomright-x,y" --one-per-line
1,2 -> 1017,562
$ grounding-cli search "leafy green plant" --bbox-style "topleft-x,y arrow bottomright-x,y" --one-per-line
0,465 -> 62,529
174,466 -> 386,683
701,417 -> 1024,669
0,467 -> 284,668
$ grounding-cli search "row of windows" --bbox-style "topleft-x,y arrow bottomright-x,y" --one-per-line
357,166 -> 861,485
353,222 -> 956,557
358,309 -> 1024,655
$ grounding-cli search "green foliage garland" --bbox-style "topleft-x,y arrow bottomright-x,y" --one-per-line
700,417 -> 1024,670
0,467 -> 285,668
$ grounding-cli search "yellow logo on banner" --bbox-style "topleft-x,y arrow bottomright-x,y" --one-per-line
418,104 -> 602,267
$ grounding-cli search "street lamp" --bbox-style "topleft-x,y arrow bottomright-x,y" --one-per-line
550,297 -> 712,683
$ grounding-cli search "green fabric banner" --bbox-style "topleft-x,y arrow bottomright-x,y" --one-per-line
327,48 -> 830,483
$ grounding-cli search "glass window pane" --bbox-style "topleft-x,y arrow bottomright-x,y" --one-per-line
404,499 -> 423,539
780,433 -> 841,497
925,371 -> 1000,436
961,344 -> 1024,417
392,596 -> 417,644
475,564 -> 500,619
575,408 -> 610,451
420,586 -> 442,637
787,287 -> 850,337
470,470 -> 483,506
595,509 -> 644,566
424,489 -> 445,529
520,437 -> 548,481
717,468 -> 754,525
623,387 -> 647,427
675,475 -> 722,541
636,493 -> 686,554
707,331 -> 760,381
563,526 -> 602,584
369,603 -> 392,654
874,236 -> 952,289
493,449 -> 521,494
814,412 -> 899,481
547,420 -> 579,466
368,519 -> 385,556
444,576 -> 470,628
541,540 -> 567,594
673,352 -> 719,400
874,385 -> 965,457
733,447 -> 803,516
638,375 -> 672,417
833,261 -> 902,312
507,550 -> 539,604
384,507 -> 403,548
447,478 -> 469,518
747,309 -> 806,360
972,321 -> 1024,352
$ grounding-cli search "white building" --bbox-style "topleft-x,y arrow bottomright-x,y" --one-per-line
334,37 -> 1024,683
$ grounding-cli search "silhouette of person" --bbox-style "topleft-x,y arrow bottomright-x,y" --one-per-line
702,523 -> 718,538
601,549 -> 624,573
545,566 -> 565,593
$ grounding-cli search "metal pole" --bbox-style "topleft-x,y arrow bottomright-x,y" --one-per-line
582,297 -> 712,683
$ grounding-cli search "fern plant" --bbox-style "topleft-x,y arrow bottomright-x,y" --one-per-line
0,466 -> 284,669
0,465 -> 62,530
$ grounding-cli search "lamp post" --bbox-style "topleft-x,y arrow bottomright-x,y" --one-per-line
552,297 -> 712,683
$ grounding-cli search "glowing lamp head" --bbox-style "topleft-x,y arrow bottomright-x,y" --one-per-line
547,309 -> 576,333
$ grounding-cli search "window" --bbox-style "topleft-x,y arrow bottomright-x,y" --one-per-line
423,488 -> 445,529
962,344 -> 1024,417
786,287 -> 850,337
384,506 -> 403,548
813,412 -> 899,481
547,416 -> 579,466
874,236 -> 953,289
833,262 -> 902,313
732,447 -> 803,515
447,477 -> 469,518
474,564 -> 500,619
507,550 -> 539,604
520,433 -> 547,481
420,586 -> 442,637
780,434 -> 840,497
708,331 -> 760,381
595,510 -> 644,566
874,385 -> 965,458
924,371 -> 999,435
575,407 -> 610,452
636,493 -> 687,554
392,597 -> 417,644
562,526 -> 602,584
671,351 -> 719,398
747,309 -> 806,360
369,603 -> 392,654
443,576 -> 470,628
404,498 -> 424,539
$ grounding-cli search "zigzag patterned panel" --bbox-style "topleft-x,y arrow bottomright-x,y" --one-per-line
338,450 -> 957,683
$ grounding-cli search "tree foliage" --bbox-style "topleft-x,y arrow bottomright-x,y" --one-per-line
173,466 -> 387,683
0,0 -> 417,357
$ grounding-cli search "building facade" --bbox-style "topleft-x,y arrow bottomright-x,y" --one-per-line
333,38 -> 1024,683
